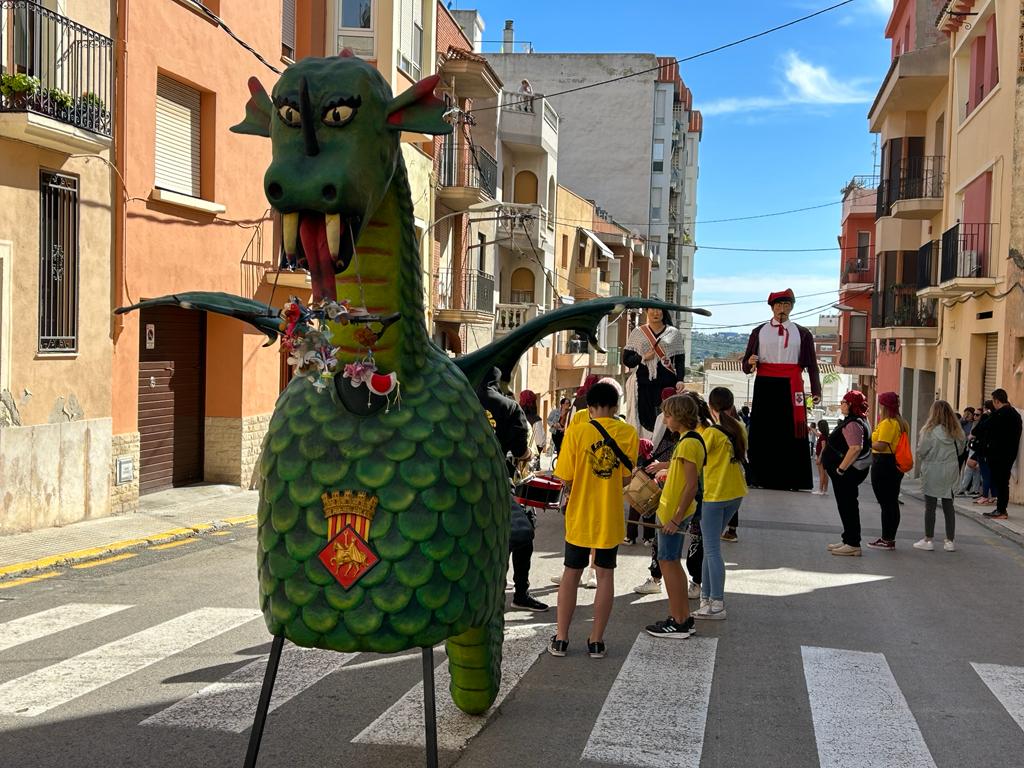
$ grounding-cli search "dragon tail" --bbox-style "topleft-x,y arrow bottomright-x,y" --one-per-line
445,605 -> 504,715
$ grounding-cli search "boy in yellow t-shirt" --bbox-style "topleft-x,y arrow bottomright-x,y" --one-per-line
645,395 -> 706,639
550,382 -> 638,659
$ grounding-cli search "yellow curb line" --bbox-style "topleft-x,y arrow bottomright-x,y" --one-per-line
71,553 -> 137,569
0,513 -> 260,581
150,539 -> 198,551
0,572 -> 61,589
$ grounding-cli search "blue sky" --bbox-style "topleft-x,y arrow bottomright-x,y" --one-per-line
455,0 -> 894,330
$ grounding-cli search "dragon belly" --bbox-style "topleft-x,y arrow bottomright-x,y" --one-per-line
257,354 -> 510,654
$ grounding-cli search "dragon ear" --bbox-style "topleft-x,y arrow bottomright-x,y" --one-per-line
230,77 -> 273,137
385,74 -> 453,135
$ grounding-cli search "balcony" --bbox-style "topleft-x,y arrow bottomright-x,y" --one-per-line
437,141 -> 497,210
438,47 -> 501,99
939,223 -> 998,288
871,285 -> 938,340
608,280 -> 623,296
573,267 -> 610,300
436,268 -> 495,325
496,209 -> 551,253
839,341 -> 874,372
0,1 -> 113,152
876,156 -> 944,220
841,255 -> 875,287
868,42 -> 949,132
499,90 -> 558,154
494,302 -> 543,336
555,336 -> 607,370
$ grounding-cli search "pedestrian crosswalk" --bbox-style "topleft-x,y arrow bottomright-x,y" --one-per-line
1,602 -> 1022,765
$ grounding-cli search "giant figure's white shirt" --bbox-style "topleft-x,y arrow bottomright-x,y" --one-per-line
758,320 -> 801,364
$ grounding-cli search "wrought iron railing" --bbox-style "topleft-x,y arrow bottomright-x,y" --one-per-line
872,285 -> 937,328
916,239 -> 938,288
841,255 -> 875,284
0,1 -> 113,137
940,222 -> 996,281
876,156 -> 944,217
438,140 -> 497,199
437,268 -> 494,314
38,170 -> 79,352
839,341 -> 873,368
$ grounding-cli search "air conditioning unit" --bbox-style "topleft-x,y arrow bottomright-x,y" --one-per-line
959,250 -> 981,277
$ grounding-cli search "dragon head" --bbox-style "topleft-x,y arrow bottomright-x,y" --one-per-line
232,53 -> 452,302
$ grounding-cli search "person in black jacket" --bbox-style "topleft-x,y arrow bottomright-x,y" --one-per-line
977,389 -> 1022,520
476,368 -> 547,611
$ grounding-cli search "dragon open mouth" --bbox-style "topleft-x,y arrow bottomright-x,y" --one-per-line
280,211 -> 358,303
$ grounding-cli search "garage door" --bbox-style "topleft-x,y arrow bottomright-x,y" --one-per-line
138,307 -> 206,494
983,333 -> 998,401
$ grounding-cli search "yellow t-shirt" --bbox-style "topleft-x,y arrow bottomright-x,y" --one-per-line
656,432 -> 706,524
872,418 -> 902,454
569,408 -> 589,428
554,417 -> 639,550
703,424 -> 748,502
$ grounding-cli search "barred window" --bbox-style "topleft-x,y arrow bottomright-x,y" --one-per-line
38,171 -> 80,353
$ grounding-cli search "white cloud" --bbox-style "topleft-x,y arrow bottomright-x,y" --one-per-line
868,0 -> 893,16
699,51 -> 874,116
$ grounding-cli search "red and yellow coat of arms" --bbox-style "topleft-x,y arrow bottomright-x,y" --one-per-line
317,491 -> 380,590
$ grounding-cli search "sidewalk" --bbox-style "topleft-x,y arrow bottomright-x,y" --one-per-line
901,478 -> 1024,546
0,484 -> 259,580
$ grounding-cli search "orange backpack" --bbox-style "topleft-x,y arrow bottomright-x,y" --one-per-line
893,430 -> 914,474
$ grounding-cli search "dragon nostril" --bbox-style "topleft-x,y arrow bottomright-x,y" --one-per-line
267,182 -> 283,201
322,184 -> 337,202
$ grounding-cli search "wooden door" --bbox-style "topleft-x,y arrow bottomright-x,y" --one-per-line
138,306 -> 205,494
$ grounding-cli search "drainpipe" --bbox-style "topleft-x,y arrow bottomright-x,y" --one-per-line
113,0 -> 129,338
503,20 -> 513,54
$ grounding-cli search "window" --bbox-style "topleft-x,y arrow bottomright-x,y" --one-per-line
338,0 -> 373,57
477,232 -> 486,272
561,233 -> 568,269
963,14 -> 999,119
655,89 -> 666,125
665,283 -> 675,303
652,140 -> 665,173
650,187 -> 662,222
155,75 -> 201,198
820,356 -> 834,364
686,138 -> 695,166
857,231 -> 870,266
38,171 -> 79,353
282,0 -> 296,59
397,0 -> 422,79
820,345 -> 834,351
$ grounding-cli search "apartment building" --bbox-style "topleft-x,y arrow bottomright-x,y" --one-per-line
0,1 -> 116,532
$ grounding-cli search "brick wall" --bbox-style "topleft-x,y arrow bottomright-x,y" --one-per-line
110,430 -> 140,516
204,414 -> 271,488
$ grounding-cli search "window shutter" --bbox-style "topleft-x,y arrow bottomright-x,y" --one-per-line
155,75 -> 201,198
282,0 -> 296,53
399,0 -> 413,60
983,333 -> 998,399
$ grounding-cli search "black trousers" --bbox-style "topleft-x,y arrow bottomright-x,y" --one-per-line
871,454 -> 904,540
510,540 -> 533,597
685,527 -> 703,585
627,507 -> 656,541
827,465 -> 869,547
989,461 -> 1013,514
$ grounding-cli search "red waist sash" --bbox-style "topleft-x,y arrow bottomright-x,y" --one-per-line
756,362 -> 808,438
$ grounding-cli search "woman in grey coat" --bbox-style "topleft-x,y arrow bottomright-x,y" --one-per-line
914,400 -> 966,552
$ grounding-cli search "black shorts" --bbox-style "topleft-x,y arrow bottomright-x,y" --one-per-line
564,541 -> 618,570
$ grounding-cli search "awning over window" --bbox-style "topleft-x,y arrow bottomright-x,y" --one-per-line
579,228 -> 615,260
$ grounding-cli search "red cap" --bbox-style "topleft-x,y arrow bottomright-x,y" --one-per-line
767,288 -> 795,306
660,386 -> 677,403
879,391 -> 900,411
842,390 -> 868,416
518,390 -> 537,409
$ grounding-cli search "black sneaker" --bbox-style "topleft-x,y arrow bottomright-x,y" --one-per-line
586,638 -> 606,659
548,635 -> 568,657
645,616 -> 694,639
984,510 -> 1009,519
512,593 -> 549,612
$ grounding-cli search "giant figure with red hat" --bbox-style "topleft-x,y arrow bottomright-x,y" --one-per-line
742,289 -> 821,490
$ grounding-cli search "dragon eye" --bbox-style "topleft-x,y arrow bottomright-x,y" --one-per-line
322,104 -> 355,126
277,105 -> 300,127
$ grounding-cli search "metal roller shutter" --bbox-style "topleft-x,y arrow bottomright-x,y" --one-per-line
155,75 -> 201,197
983,333 -> 998,400
282,0 -> 296,54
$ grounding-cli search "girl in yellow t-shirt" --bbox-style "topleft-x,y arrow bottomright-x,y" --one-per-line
867,391 -> 911,550
696,387 -> 748,621
645,395 -> 706,639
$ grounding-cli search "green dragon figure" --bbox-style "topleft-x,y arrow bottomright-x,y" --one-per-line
118,53 -> 709,719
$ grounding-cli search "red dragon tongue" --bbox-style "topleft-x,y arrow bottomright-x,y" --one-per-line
298,214 -> 339,303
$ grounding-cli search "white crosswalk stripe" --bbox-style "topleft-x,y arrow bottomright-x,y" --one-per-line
582,634 -> 717,768
801,646 -> 937,768
0,607 -> 260,717
140,644 -> 357,732
972,662 -> 1024,733
352,623 -> 551,751
0,604 -> 132,654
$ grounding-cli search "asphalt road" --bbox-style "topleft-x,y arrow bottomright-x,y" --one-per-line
2,487 -> 1023,768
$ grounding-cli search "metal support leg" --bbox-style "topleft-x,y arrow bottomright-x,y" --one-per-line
422,646 -> 439,768
243,634 -> 285,768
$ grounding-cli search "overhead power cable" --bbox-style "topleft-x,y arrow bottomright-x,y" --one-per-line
469,0 -> 859,115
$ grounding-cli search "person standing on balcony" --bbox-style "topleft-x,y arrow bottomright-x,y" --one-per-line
623,308 -> 686,438
742,289 -> 821,490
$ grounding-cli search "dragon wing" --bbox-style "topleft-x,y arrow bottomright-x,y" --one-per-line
454,297 -> 711,391
115,292 -> 282,344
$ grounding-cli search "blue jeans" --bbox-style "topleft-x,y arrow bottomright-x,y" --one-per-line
700,498 -> 742,601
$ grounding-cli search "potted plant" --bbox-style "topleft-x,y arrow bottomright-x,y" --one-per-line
45,87 -> 74,115
0,73 -> 41,109
75,91 -> 109,130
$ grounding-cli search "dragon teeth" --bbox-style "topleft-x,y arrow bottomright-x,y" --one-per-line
282,212 -> 299,256
326,213 -> 341,259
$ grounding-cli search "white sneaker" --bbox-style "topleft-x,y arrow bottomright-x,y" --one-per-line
687,581 -> 701,599
913,538 -> 934,551
944,539 -> 956,552
694,600 -> 726,620
633,577 -> 662,595
826,541 -> 845,550
582,567 -> 598,589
